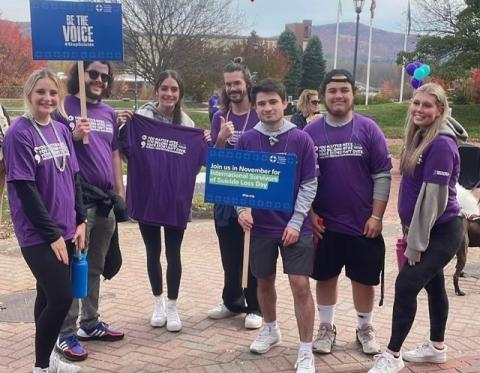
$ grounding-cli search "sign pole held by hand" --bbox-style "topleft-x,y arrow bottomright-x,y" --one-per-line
77,61 -> 89,144
241,208 -> 252,289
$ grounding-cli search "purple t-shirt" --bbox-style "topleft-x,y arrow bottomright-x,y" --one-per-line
125,114 -> 207,229
211,109 -> 259,149
398,135 -> 461,226
56,95 -> 118,191
236,127 -> 318,238
305,114 -> 392,236
4,116 -> 79,247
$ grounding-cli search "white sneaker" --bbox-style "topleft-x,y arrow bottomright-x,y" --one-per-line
32,368 -> 48,373
245,313 -> 263,329
207,303 -> 237,319
49,351 -> 81,373
403,340 -> 447,363
356,324 -> 381,355
368,352 -> 404,373
250,325 -> 281,354
295,349 -> 315,373
166,300 -> 182,332
312,323 -> 336,354
150,296 -> 166,327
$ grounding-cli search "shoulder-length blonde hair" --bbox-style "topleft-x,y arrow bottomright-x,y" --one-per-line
400,83 -> 449,175
296,89 -> 319,117
24,68 -> 66,119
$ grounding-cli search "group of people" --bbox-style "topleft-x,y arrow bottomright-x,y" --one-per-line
0,57 -> 467,373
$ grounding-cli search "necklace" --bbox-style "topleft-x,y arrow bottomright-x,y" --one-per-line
226,109 -> 251,146
25,114 -> 67,172
322,115 -> 356,146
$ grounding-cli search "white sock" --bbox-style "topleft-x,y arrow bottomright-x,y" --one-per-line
317,304 -> 335,326
299,341 -> 312,352
265,320 -> 278,330
357,311 -> 373,328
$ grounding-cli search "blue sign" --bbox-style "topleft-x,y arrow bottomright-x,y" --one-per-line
30,0 -> 123,61
205,148 -> 297,212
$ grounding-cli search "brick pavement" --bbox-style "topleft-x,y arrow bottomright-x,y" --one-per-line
1,160 -> 480,373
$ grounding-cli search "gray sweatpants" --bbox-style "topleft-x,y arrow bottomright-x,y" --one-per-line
60,207 -> 116,337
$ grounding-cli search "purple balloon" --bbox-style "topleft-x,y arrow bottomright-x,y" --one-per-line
406,63 -> 416,76
414,61 -> 423,69
411,78 -> 423,89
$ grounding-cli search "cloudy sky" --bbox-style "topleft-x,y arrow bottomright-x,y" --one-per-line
0,0 -> 412,36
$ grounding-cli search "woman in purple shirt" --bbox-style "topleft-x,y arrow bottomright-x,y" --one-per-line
369,84 -> 466,373
3,69 -> 86,373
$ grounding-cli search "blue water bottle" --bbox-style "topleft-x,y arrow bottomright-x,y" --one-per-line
72,252 -> 88,298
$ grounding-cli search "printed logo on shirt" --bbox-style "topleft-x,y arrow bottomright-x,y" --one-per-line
69,116 -> 114,134
33,143 -> 70,164
316,142 -> 363,159
433,170 -> 450,177
140,134 -> 187,155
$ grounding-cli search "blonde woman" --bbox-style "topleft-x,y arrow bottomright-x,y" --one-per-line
290,89 -> 321,129
369,83 -> 467,373
3,69 -> 86,373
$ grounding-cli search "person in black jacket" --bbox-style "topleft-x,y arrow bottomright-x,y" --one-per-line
290,89 -> 321,130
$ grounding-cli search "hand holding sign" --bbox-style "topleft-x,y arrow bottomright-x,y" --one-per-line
238,209 -> 254,231
72,118 -> 91,142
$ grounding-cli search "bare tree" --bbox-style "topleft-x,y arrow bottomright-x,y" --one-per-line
412,0 -> 467,35
122,0 -> 243,83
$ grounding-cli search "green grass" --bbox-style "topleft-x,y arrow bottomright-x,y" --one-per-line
187,111 -> 210,129
356,103 -> 480,139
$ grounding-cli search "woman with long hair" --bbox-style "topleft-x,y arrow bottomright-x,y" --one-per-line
369,83 -> 467,373
3,69 -> 86,373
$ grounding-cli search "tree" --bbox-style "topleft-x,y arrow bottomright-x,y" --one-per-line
227,31 -> 289,82
398,0 -> 479,78
300,36 -> 326,91
277,29 -> 303,97
121,0 -> 242,85
0,20 -> 45,97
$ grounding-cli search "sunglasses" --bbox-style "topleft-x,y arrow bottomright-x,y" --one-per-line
310,100 -> 320,105
86,70 -> 112,84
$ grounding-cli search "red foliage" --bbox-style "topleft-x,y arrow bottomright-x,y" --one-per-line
472,68 -> 480,89
0,20 -> 46,96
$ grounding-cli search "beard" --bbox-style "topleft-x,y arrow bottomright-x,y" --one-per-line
324,100 -> 353,118
85,82 -> 106,101
227,89 -> 246,104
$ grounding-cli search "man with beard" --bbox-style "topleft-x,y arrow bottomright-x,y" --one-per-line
55,61 -> 125,361
304,69 -> 392,356
207,57 -> 262,329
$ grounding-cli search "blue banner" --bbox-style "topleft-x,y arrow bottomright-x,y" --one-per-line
30,0 -> 123,61
205,148 -> 297,212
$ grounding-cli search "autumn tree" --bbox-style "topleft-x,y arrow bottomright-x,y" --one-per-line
0,19 -> 46,97
227,31 -> 289,82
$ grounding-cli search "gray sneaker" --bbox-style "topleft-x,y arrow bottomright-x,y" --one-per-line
312,323 -> 336,354
356,324 -> 381,355
402,340 -> 447,363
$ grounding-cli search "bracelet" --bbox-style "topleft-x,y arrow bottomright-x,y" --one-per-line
370,214 -> 382,221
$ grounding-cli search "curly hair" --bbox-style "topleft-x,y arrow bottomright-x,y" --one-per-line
66,61 -> 113,99
296,89 -> 319,117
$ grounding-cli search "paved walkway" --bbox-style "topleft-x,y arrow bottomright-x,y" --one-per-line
1,160 -> 480,372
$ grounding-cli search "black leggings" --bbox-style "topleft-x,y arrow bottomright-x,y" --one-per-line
138,222 -> 185,300
387,217 -> 464,352
21,241 -> 74,369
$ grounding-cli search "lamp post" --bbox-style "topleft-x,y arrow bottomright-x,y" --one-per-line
352,0 -> 365,84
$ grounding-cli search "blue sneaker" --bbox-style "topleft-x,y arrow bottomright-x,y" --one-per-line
77,321 -> 124,341
55,335 -> 88,361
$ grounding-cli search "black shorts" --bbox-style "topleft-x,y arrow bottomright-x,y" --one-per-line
250,235 -> 314,279
311,230 -> 385,285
